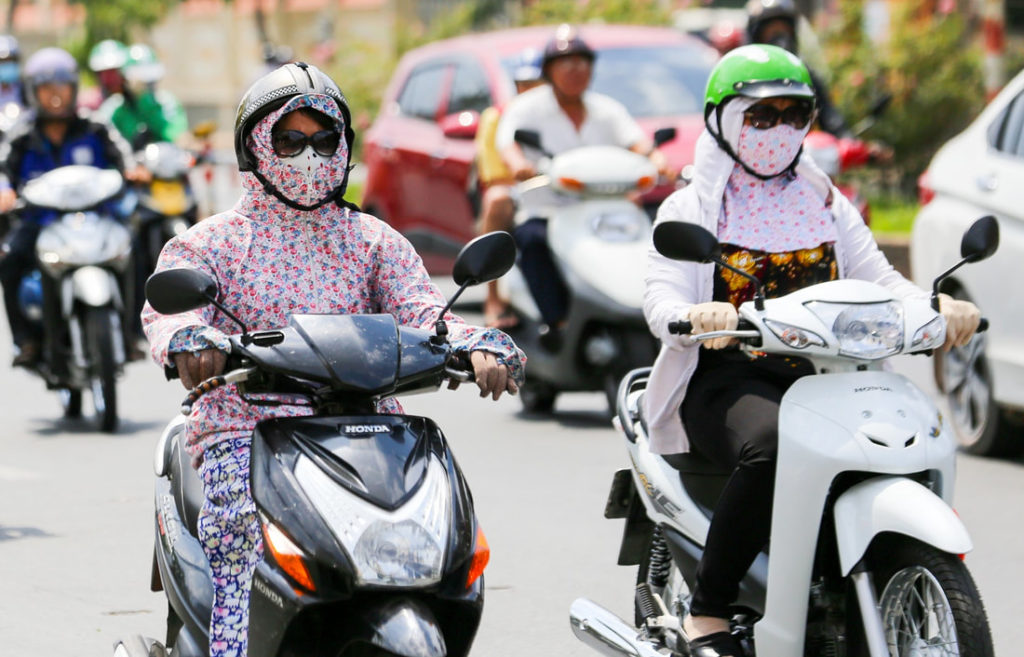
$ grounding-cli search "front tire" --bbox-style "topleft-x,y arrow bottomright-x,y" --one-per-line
85,307 -> 120,433
872,537 -> 993,657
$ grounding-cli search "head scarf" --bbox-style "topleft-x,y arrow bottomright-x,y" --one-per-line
707,98 -> 837,252
238,93 -> 350,220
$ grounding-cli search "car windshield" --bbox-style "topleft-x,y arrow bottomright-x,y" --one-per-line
503,44 -> 713,118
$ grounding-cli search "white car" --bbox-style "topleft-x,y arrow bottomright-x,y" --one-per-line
912,70 -> 1024,456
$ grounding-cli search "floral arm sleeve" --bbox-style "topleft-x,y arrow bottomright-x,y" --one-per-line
371,220 -> 526,385
141,234 -> 232,369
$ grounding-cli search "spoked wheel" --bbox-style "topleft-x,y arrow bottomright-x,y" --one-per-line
933,291 -> 1021,456
519,379 -> 557,413
85,308 -> 120,433
58,388 -> 82,418
872,537 -> 993,657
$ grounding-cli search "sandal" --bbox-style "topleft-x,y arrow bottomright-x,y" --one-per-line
687,631 -> 744,657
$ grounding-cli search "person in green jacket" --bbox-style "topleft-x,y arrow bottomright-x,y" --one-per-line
95,43 -> 187,147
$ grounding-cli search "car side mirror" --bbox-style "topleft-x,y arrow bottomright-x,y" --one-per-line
653,221 -> 721,263
439,111 -> 479,140
145,268 -> 217,315
653,127 -> 677,148
960,215 -> 999,263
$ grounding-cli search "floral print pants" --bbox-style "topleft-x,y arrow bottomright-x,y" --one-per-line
198,435 -> 264,657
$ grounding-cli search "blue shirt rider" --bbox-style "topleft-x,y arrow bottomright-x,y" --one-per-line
0,47 -> 140,367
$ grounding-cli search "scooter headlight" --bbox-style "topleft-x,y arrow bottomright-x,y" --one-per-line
806,300 -> 904,359
590,211 -> 646,242
294,456 -> 451,587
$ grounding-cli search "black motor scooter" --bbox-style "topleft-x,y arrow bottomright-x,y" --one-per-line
114,232 -> 517,657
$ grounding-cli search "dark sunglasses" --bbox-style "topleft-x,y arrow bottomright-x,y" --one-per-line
743,100 -> 815,130
271,129 -> 342,158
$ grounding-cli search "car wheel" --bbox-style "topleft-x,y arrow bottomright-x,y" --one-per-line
933,289 -> 1022,456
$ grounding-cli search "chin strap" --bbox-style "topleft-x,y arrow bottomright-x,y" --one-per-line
251,166 -> 359,213
705,108 -> 801,181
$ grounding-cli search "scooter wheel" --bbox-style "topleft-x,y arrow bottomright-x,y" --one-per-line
113,634 -> 165,657
519,381 -> 557,413
58,388 -> 82,418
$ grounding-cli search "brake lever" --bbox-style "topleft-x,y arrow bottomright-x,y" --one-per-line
181,367 -> 257,415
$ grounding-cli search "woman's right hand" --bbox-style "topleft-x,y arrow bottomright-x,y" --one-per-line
688,302 -> 738,349
172,349 -> 227,390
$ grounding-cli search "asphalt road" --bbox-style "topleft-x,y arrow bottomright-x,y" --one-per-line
0,304 -> 1020,657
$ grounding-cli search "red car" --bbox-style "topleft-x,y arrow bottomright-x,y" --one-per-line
361,25 -> 719,272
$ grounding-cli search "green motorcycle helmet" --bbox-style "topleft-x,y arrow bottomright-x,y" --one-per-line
124,43 -> 165,84
703,43 -> 814,121
88,39 -> 128,73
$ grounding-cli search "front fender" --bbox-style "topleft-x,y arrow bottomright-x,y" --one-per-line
355,598 -> 447,657
834,476 -> 973,575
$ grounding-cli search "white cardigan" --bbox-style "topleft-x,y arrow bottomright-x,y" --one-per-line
642,132 -> 926,454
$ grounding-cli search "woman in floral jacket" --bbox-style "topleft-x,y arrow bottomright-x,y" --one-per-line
142,63 -> 524,657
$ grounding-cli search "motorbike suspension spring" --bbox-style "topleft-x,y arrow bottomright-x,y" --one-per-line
648,526 -> 672,589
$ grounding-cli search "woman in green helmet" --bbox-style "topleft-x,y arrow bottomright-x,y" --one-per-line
642,44 -> 981,657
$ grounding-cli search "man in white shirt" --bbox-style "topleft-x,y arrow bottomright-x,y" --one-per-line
487,25 -> 670,340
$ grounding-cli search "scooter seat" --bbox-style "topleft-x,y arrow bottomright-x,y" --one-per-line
168,432 -> 204,537
661,452 -> 732,517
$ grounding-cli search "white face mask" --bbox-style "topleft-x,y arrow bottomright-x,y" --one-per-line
278,146 -> 337,206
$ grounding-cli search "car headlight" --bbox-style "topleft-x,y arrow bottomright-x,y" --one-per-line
806,300 -> 904,359
294,455 -> 451,587
764,319 -> 826,349
590,211 -> 646,242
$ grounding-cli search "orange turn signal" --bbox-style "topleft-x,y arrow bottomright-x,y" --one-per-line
636,175 -> 656,191
558,177 -> 586,192
262,519 -> 315,592
466,525 -> 490,589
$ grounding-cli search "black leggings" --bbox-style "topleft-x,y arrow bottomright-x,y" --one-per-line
681,351 -> 812,618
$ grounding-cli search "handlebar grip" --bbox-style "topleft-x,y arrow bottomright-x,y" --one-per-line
978,317 -> 989,333
668,320 -> 692,335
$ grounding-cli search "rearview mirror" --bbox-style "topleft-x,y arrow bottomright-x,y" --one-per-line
146,268 -> 218,315
452,231 -> 518,286
960,215 -> 999,263
653,127 -> 677,148
653,221 -> 722,263
513,129 -> 543,151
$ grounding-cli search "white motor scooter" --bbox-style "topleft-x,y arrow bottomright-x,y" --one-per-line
501,129 -> 676,413
570,217 -> 998,656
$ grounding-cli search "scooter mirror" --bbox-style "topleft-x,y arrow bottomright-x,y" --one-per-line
960,215 -> 999,263
653,221 -> 722,263
146,268 -> 218,315
653,127 -> 677,148
452,231 -> 517,286
514,129 -> 543,151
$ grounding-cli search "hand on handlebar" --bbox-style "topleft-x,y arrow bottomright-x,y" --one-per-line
938,293 -> 982,350
688,302 -> 739,350
0,188 -> 16,213
172,348 -> 228,390
446,351 -> 518,400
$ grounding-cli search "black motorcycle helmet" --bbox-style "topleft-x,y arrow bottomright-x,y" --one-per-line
234,62 -> 357,210
540,24 -> 596,80
746,0 -> 799,53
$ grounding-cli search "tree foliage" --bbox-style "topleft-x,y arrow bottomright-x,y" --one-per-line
520,0 -> 669,26
69,0 -> 180,43
822,4 -> 985,184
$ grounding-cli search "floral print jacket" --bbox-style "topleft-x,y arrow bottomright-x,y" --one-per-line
143,204 -> 525,463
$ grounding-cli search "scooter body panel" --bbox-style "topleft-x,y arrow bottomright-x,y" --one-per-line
756,370 -> 955,656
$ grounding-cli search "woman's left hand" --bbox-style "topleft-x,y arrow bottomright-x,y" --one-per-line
469,350 -> 518,400
938,293 -> 982,350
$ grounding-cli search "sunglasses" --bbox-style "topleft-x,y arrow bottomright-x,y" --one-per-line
271,129 -> 342,158
743,100 -> 815,130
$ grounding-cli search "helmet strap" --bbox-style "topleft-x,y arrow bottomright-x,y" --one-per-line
705,105 -> 801,181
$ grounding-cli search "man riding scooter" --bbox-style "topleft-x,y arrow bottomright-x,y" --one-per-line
492,24 -> 673,343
